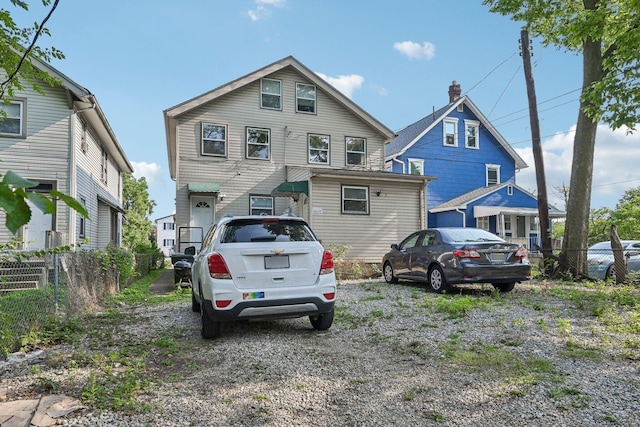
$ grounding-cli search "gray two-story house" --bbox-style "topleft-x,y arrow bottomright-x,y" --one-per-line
164,56 -> 434,262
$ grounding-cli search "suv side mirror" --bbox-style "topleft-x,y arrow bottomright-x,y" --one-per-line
184,246 -> 196,256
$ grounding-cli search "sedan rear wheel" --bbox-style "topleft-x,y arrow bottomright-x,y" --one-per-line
383,262 -> 398,284
428,265 -> 450,294
493,282 -> 515,293
310,308 -> 334,331
605,265 -> 615,280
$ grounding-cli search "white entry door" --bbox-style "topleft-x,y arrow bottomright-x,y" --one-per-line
189,196 -> 214,250
24,201 -> 53,250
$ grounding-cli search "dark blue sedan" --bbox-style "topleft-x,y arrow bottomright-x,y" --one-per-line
382,227 -> 531,293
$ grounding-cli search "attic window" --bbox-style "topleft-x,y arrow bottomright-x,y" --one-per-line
443,118 -> 458,146
465,120 -> 479,149
457,104 -> 464,112
261,78 -> 282,110
296,83 -> 316,114
507,184 -> 513,196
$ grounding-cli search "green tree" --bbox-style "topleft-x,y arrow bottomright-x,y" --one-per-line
484,0 -> 640,278
588,206 -> 613,245
122,174 -> 156,250
610,187 -> 640,239
0,1 -> 88,235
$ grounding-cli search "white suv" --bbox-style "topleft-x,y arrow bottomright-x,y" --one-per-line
190,215 -> 337,338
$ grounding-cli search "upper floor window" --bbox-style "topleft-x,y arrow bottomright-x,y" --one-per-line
250,196 -> 274,215
79,197 -> 86,238
408,158 -> 424,175
465,120 -> 479,149
163,222 -> 175,230
486,164 -> 500,186
346,137 -> 366,166
443,118 -> 458,146
0,100 -> 25,137
342,186 -> 369,215
308,134 -> 329,164
261,78 -> 282,110
202,123 -> 227,157
246,127 -> 270,160
80,122 -> 88,154
101,148 -> 108,184
296,83 -> 316,114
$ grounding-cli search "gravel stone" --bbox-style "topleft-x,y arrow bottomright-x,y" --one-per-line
1,279 -> 639,426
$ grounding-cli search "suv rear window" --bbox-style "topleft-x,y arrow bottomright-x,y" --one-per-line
221,219 -> 316,243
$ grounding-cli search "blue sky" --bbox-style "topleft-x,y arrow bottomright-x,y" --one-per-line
13,0 -> 640,218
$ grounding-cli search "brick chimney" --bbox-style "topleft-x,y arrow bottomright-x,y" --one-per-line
448,80 -> 461,102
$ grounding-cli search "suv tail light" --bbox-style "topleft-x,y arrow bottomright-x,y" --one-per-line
208,253 -> 232,279
453,249 -> 481,258
320,250 -> 334,275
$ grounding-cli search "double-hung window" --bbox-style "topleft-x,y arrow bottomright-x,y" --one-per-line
342,186 -> 369,214
486,164 -> 500,186
101,148 -> 108,184
308,134 -> 329,164
202,123 -> 227,157
477,216 -> 490,231
296,83 -> 316,113
346,137 -> 366,166
250,196 -> 274,215
465,120 -> 479,149
0,100 -> 25,137
443,118 -> 458,146
408,158 -> 424,175
163,222 -> 175,230
261,78 -> 282,109
246,127 -> 270,160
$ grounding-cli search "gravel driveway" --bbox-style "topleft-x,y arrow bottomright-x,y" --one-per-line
2,279 -> 639,426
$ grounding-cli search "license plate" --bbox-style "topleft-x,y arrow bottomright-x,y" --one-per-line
488,253 -> 507,262
265,255 -> 289,269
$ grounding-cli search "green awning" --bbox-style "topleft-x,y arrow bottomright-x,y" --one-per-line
188,183 -> 220,193
271,180 -> 308,197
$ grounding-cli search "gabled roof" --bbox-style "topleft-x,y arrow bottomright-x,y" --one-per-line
430,182 -> 565,217
385,96 -> 528,170
163,56 -> 396,179
30,58 -> 133,173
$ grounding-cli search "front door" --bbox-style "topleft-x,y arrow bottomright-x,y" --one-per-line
189,196 -> 214,251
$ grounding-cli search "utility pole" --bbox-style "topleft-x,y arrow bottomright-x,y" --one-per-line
520,29 -> 552,261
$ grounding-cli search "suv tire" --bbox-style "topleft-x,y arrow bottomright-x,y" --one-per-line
310,308 -> 334,331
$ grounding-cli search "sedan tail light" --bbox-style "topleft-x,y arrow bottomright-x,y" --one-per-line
453,249 -> 481,258
320,250 -> 334,275
208,253 -> 232,279
515,246 -> 528,258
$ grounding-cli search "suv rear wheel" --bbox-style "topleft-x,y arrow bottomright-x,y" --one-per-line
201,301 -> 221,339
310,308 -> 334,330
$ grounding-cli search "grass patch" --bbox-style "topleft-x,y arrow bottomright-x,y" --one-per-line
108,268 -> 191,306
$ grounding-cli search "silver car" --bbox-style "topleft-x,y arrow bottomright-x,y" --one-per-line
586,240 -> 640,280
190,215 -> 337,339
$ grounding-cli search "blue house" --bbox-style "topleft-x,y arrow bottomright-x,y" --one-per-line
385,81 -> 564,249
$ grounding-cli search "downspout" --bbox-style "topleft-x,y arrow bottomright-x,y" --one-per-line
456,208 -> 466,228
392,157 -> 405,174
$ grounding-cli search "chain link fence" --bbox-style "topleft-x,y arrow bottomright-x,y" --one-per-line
0,250 -> 163,359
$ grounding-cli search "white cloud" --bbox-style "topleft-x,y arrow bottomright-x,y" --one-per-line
393,40 -> 436,60
131,161 -> 164,187
247,0 -> 286,21
316,72 -> 364,99
515,124 -> 640,210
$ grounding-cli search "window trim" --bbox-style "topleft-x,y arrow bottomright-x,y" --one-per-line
296,82 -> 316,114
308,133 -> 330,165
464,119 -> 480,149
443,118 -> 458,146
341,185 -> 369,215
507,184 -> 513,196
486,164 -> 500,186
246,126 -> 271,160
408,158 -> 424,175
345,136 -> 366,166
260,78 -> 282,110
0,98 -> 26,138
201,123 -> 228,158
477,216 -> 490,231
250,195 -> 275,216
101,148 -> 108,185
79,197 -> 86,238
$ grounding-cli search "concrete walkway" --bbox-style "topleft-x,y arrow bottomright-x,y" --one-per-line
148,268 -> 178,295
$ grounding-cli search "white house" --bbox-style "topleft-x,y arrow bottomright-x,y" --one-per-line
155,214 -> 176,257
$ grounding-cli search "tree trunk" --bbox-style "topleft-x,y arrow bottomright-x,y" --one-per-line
610,224 -> 626,284
558,11 -> 603,279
